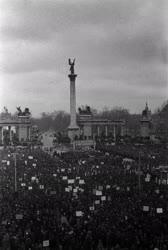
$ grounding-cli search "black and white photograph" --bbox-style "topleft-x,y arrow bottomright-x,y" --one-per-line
0,0 -> 168,249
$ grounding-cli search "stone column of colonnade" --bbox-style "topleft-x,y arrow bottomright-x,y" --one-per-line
113,124 -> 116,142
0,127 -> 3,144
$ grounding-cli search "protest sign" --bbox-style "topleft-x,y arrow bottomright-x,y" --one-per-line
96,190 -> 102,196
95,200 -> 100,205
39,185 -> 44,189
157,208 -> 163,214
28,186 -> 32,190
16,214 -> 23,220
76,211 -> 83,217
79,179 -> 85,184
62,176 -> 68,180
68,186 -> 73,191
143,206 -> 149,212
68,179 -> 75,184
43,240 -> 49,247
89,206 -> 95,211
101,196 -> 106,201
28,156 -> 33,160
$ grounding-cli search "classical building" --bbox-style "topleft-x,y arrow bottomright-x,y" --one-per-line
0,107 -> 31,145
77,106 -> 125,141
140,103 -> 152,138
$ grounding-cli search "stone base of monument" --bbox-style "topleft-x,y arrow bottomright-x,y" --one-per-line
68,127 -> 80,142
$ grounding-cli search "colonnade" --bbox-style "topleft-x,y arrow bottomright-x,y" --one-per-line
0,125 -> 31,144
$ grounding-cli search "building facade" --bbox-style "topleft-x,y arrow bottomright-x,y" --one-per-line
0,107 -> 31,145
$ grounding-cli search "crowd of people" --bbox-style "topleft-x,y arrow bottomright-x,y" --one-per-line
0,145 -> 168,250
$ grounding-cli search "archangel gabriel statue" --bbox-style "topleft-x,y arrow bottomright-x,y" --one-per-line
68,58 -> 75,75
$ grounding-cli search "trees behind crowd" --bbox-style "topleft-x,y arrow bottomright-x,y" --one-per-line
31,101 -> 168,139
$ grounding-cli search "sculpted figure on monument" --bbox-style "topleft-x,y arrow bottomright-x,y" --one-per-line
17,106 -> 23,116
4,106 -> 8,113
68,58 -> 75,74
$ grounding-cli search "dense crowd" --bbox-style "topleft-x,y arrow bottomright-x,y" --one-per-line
0,145 -> 168,250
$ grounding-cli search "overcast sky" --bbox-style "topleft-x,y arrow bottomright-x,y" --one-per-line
0,0 -> 168,117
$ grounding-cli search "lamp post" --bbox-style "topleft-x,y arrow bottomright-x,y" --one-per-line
12,153 -> 17,192
138,152 -> 141,192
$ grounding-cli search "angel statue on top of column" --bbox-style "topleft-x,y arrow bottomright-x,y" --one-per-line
68,58 -> 75,75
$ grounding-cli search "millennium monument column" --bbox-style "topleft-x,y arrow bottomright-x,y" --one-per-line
68,58 -> 79,141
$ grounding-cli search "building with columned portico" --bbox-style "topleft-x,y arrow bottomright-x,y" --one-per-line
0,107 -> 31,145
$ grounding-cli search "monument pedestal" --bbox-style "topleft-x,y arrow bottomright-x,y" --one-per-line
68,126 -> 80,141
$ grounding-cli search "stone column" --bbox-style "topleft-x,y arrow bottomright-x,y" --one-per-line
121,124 -> 124,137
97,126 -> 100,137
27,126 -> 31,140
8,126 -> 12,142
105,126 -> 108,137
68,73 -> 79,141
113,125 -> 116,142
0,127 -> 2,144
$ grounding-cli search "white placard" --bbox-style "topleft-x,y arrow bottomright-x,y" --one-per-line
101,196 -> 106,201
76,211 -> 83,217
127,187 -> 130,191
89,206 -> 95,211
68,179 -> 74,184
79,179 -> 85,184
21,183 -> 26,187
39,185 -> 44,189
61,168 -> 65,172
73,188 -> 78,193
157,208 -> 163,214
106,185 -> 111,189
53,174 -> 57,177
25,161 -> 27,165
95,200 -> 100,205
31,177 -> 36,181
65,187 -> 70,192
96,190 -> 102,196
76,176 -> 80,180
7,161 -> 10,166
62,176 -> 68,180
116,186 -> 120,191
43,240 -> 49,247
143,206 -> 149,212
145,178 -> 150,182
28,186 -> 32,190
16,214 -> 23,220
28,156 -> 33,160
32,163 -> 36,167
